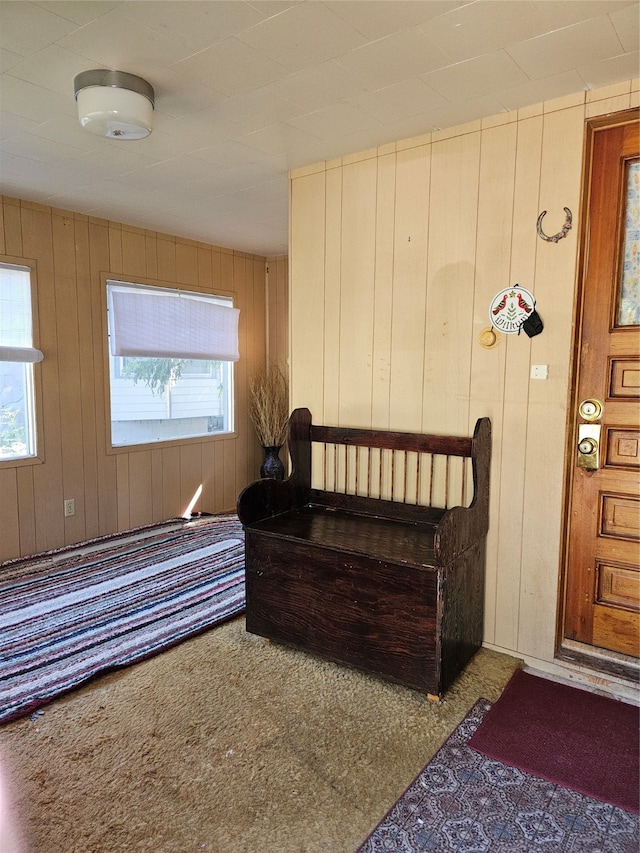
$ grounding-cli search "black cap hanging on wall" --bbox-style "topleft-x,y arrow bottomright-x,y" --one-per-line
74,69 -> 155,140
520,310 -> 544,337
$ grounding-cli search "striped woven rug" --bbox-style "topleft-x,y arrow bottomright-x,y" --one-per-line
0,514 -> 244,725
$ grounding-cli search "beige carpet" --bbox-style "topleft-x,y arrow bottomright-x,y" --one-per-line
0,616 -> 521,853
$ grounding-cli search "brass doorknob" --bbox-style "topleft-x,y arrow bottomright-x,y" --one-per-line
578,437 -> 597,455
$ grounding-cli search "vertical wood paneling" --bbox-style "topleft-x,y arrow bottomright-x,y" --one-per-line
0,199 -> 6,255
220,251 -> 233,292
214,440 -> 225,511
468,122 -> 517,645
339,158 -> 377,425
423,132 -> 480,435
201,441 -> 217,511
197,246 -> 213,291
108,225 -> 123,274
211,246 -> 222,293
179,444 -> 202,517
74,218 -> 100,540
371,152 -> 396,429
2,199 -> 22,256
0,204 -> 21,557
289,86 -> 626,666
128,449 -> 153,528
252,255 -> 268,475
121,228 -> 146,280
234,254 -> 250,482
89,219 -> 118,536
116,453 -> 130,530
223,438 -> 236,511
0,469 -> 20,560
151,447 -> 164,519
289,171 -> 326,414
1,197 -> 273,562
16,466 -> 36,556
389,145 -> 430,432
53,213 -> 86,546
22,206 -> 64,553
161,446 -> 180,521
145,233 -> 158,280
518,104 -> 585,659
176,241 -> 198,286
157,237 -> 176,282
267,255 -> 288,372
324,166 -> 342,424
266,259 -> 277,367
493,115 -> 543,651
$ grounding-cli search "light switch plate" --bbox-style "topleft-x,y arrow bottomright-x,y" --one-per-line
530,364 -> 549,380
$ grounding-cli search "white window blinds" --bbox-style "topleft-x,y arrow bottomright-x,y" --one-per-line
0,263 -> 43,363
107,282 -> 240,362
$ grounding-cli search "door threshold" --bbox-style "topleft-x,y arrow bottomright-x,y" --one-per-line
557,639 -> 639,684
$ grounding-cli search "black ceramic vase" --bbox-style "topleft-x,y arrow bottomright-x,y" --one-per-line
260,445 -> 284,480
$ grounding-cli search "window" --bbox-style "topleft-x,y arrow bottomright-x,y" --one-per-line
106,281 -> 239,448
0,263 -> 42,461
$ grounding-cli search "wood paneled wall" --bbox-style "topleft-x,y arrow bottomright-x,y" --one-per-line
289,80 -> 639,667
266,255 -> 288,371
0,197 -> 269,562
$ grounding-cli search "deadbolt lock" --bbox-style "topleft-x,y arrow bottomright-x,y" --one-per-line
577,423 -> 601,471
578,398 -> 603,422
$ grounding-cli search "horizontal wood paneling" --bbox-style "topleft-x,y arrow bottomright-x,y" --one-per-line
0,199 -> 269,563
289,82 -> 637,665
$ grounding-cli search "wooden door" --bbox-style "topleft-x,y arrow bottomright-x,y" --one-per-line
562,111 -> 640,663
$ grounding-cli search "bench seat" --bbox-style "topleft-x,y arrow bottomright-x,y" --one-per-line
246,504 -> 440,568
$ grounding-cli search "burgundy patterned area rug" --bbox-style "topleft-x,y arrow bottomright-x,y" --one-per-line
469,669 -> 640,815
0,514 -> 244,725
357,699 -> 639,853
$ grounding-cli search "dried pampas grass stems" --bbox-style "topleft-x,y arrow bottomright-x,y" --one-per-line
249,365 -> 289,447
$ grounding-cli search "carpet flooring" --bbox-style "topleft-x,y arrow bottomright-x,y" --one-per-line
0,617 -> 523,853
357,698 -> 640,852
468,669 -> 640,815
0,514 -> 244,725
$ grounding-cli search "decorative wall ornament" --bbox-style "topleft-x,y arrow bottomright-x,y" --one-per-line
536,207 -> 572,242
489,286 -> 536,334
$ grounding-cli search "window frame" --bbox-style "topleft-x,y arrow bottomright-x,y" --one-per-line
0,255 -> 44,469
103,274 -> 238,454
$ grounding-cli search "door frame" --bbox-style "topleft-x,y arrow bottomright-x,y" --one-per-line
556,107 -> 640,681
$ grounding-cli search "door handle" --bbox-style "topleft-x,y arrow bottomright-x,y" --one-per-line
577,423 -> 601,471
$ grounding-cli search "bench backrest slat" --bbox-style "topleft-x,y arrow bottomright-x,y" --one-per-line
311,424 -> 473,457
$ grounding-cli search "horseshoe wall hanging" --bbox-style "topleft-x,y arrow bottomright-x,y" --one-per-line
536,207 -> 572,243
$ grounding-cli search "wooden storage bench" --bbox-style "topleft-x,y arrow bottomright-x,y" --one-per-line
237,408 -> 491,698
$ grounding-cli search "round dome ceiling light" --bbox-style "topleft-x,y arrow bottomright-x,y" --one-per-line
74,69 -> 154,140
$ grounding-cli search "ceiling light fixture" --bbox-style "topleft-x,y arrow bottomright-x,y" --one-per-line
74,69 -> 154,140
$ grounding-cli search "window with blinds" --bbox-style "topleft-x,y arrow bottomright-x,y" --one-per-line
106,280 -> 238,447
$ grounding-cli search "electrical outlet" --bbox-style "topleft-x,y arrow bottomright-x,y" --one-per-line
64,499 -> 75,517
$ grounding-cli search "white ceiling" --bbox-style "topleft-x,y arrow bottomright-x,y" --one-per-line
0,1 -> 638,257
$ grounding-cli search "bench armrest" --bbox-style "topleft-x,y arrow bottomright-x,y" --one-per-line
237,408 -> 314,526
237,478 -> 297,525
434,417 -> 491,564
